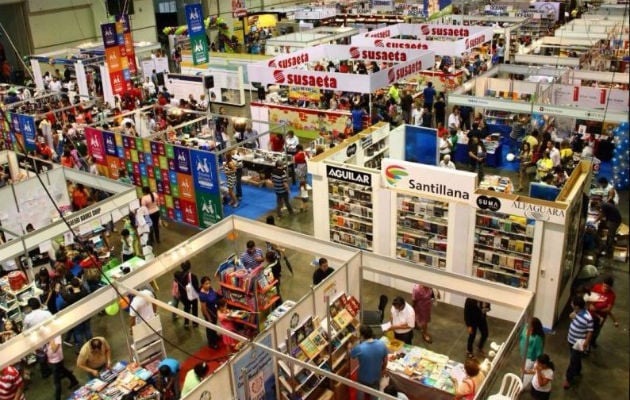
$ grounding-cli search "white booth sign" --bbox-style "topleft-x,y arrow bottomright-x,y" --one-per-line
380,158 -> 477,205
352,24 -> 495,55
474,193 -> 567,224
247,45 -> 435,93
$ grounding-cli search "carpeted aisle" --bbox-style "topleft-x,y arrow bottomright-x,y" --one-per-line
179,344 -> 231,387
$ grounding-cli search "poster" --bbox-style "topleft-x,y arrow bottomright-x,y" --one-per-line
85,127 -> 106,164
18,114 -> 36,152
267,105 -> 351,139
185,4 -> 209,65
85,129 -> 222,227
231,333 -> 276,400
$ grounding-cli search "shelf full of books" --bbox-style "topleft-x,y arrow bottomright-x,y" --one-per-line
329,179 -> 374,251
473,210 -> 535,289
277,293 -> 360,400
396,195 -> 449,269
217,256 -> 280,332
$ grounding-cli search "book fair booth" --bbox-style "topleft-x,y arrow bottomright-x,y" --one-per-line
247,44 -> 435,139
0,215 -> 534,400
307,121 -> 597,329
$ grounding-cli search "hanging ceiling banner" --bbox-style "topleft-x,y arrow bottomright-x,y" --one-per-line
185,3 -> 209,65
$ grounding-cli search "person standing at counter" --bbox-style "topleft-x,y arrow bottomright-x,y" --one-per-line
464,298 -> 490,358
389,296 -> 415,345
350,325 -> 388,400
451,358 -> 485,400
269,133 -> 285,152
76,337 -> 111,379
412,284 -> 437,344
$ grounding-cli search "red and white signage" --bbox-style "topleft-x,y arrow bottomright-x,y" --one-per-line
247,45 -> 435,93
552,84 -> 629,111
354,23 -> 494,55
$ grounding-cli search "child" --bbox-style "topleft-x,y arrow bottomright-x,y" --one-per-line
120,229 -> 135,261
217,299 -> 240,352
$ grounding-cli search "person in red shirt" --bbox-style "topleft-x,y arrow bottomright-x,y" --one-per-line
587,276 -> 619,349
339,61 -> 349,73
72,183 -> 90,210
269,133 -> 285,152
437,122 -> 448,138
0,365 -> 25,400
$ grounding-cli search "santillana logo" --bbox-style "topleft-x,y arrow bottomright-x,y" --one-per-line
384,165 -> 408,186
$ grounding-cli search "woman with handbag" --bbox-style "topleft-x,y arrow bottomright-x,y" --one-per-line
175,261 -> 199,329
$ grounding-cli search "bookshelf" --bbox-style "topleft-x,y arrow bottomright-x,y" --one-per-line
472,210 -> 535,289
217,256 -> 280,332
328,180 -> 374,251
357,129 -> 390,170
277,293 -> 360,400
396,195 -> 449,269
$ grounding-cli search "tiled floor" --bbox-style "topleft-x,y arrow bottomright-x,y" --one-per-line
23,182 -> 629,399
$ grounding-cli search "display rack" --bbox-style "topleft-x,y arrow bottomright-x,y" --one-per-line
328,180 -> 374,251
130,316 -> 166,367
396,195 -> 449,269
217,256 -> 280,332
277,293 -> 359,400
472,210 -> 535,289
0,281 -> 39,327
357,127 -> 390,170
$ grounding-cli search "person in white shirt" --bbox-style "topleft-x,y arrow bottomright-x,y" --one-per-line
46,335 -> 79,400
23,297 -> 52,330
39,118 -> 54,150
284,130 -> 299,155
411,104 -> 423,126
129,288 -> 157,327
49,77 -> 62,93
440,154 -> 456,169
388,296 -> 415,344
448,106 -> 461,131
439,135 -> 452,158
547,141 -> 561,167
525,354 -> 554,399
142,77 -> 156,97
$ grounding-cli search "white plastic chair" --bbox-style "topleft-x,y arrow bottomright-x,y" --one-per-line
487,373 -> 523,400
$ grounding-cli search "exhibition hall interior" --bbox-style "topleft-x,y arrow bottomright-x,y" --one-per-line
0,0 -> 628,399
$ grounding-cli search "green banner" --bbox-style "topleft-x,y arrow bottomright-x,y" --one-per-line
195,191 -> 222,228
191,35 -> 209,65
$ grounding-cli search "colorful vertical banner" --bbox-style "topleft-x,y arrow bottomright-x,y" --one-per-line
0,110 -> 11,150
190,149 -> 222,227
185,4 -> 209,65
85,128 -> 222,228
101,14 -> 135,96
84,127 -> 106,164
18,115 -> 36,152
117,14 -> 137,74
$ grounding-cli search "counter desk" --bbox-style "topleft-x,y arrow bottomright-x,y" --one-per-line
383,340 -> 466,400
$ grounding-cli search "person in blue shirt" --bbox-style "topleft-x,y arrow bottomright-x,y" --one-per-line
199,276 -> 222,349
352,105 -> 366,135
422,82 -> 436,109
240,240 -> 264,270
350,325 -> 388,400
156,357 -> 181,400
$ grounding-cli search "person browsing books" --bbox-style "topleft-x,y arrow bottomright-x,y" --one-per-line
350,325 -> 388,400
388,296 -> 415,344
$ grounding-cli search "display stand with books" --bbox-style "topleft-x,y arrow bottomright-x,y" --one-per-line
277,293 -> 360,400
69,361 -> 161,400
216,255 -> 280,333
384,341 -> 465,400
473,210 -> 535,289
328,179 -> 374,251
396,195 -> 449,269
